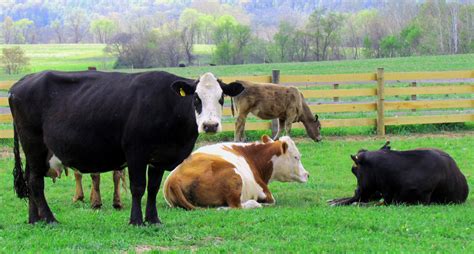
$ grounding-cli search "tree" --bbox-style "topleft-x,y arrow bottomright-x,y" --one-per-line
399,24 -> 422,56
380,35 -> 401,57
179,9 -> 202,65
67,9 -> 89,43
14,18 -> 35,44
51,19 -> 65,43
273,22 -> 295,62
2,16 -> 14,44
90,18 -> 118,43
1,47 -> 30,74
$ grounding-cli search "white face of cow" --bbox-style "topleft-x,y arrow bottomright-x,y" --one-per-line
270,136 -> 309,183
194,73 -> 224,133
171,72 -> 245,134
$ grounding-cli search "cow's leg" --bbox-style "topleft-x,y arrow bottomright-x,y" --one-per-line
145,165 -> 164,225
25,163 -> 40,223
90,173 -> 102,209
284,120 -> 292,137
112,170 -> 123,209
26,147 -> 57,223
126,154 -> 147,226
234,112 -> 249,142
73,170 -> 84,202
274,119 -> 285,140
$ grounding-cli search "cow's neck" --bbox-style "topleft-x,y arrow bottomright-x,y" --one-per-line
230,142 -> 281,184
299,101 -> 315,127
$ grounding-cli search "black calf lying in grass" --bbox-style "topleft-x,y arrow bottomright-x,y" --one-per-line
329,142 -> 469,206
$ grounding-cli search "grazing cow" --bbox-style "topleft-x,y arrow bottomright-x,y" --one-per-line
329,142 -> 469,206
163,135 -> 309,209
229,80 -> 322,142
10,70 -> 244,225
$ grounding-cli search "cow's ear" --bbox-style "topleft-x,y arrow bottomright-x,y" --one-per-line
350,154 -> 359,164
261,135 -> 273,143
221,81 -> 245,97
171,80 -> 196,97
380,141 -> 391,150
281,142 -> 288,154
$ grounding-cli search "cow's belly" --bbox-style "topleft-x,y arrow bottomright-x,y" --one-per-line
232,168 -> 265,202
196,144 -> 265,202
43,129 -> 125,173
251,109 -> 285,120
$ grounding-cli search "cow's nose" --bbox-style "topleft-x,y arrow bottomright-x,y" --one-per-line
315,136 -> 322,142
203,122 -> 219,133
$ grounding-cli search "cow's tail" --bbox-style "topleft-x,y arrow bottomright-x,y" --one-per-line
13,123 -> 29,199
163,178 -> 195,210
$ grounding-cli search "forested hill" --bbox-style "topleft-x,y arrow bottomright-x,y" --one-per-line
0,0 -> 428,27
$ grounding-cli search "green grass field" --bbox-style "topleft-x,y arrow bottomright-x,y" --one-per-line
0,133 -> 473,252
1,44 -> 473,81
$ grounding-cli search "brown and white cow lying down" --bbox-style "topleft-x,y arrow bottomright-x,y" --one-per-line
229,80 -> 322,142
163,135 -> 308,209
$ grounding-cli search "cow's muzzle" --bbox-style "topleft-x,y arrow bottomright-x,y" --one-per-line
203,122 -> 219,133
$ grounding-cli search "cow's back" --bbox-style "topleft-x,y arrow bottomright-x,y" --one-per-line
9,70 -> 197,172
369,149 -> 468,204
234,81 -> 302,120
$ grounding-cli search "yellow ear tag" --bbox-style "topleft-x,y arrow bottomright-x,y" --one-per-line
179,88 -> 186,97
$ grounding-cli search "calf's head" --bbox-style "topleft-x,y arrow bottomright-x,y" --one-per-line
266,136 -> 309,183
171,72 -> 244,134
306,114 -> 322,142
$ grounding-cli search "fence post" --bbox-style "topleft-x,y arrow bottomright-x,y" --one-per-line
271,70 -> 280,137
376,68 -> 385,136
411,82 -> 417,112
333,83 -> 339,102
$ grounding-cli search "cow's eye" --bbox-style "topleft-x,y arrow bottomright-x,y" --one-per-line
218,94 -> 224,106
294,156 -> 299,160
194,95 -> 202,114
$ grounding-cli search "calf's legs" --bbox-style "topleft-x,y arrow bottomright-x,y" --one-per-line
73,171 -> 85,202
113,170 -> 124,209
90,173 -> 102,209
73,170 -> 123,209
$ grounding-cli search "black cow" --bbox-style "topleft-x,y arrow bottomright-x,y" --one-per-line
10,70 -> 244,225
329,142 -> 468,206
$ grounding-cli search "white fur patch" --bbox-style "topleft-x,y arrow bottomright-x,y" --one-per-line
194,142 -> 264,202
195,72 -> 223,133
270,136 -> 309,183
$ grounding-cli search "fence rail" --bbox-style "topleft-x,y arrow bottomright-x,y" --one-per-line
0,69 -> 473,139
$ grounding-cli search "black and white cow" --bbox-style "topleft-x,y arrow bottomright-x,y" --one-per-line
329,142 -> 469,206
10,70 -> 244,225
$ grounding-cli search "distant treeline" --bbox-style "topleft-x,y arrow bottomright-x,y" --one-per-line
0,0 -> 473,68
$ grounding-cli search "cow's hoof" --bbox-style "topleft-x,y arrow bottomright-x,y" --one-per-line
91,203 -> 102,209
146,219 -> 162,226
129,219 -> 144,226
73,195 -> 84,203
113,202 -> 123,210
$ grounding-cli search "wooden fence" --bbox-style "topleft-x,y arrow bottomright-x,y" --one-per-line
0,69 -> 473,138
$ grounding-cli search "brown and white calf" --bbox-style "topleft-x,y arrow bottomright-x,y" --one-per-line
229,80 -> 322,142
163,135 -> 309,209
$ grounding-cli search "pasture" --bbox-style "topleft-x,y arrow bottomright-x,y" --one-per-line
0,43 -> 473,81
0,133 -> 473,253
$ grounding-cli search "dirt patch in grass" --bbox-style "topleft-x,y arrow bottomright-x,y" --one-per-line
134,244 -> 198,253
